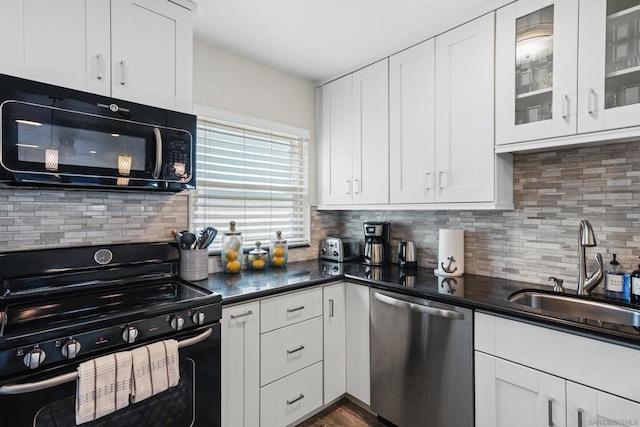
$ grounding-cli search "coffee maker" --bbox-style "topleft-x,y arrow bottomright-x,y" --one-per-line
363,221 -> 390,266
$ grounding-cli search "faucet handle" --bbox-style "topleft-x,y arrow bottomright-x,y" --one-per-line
548,276 -> 565,293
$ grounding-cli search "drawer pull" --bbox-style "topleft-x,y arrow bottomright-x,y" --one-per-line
287,345 -> 305,354
287,305 -> 305,313
286,393 -> 305,405
329,299 -> 334,317
230,310 -> 253,319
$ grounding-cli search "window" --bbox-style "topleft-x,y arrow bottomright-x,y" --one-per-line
191,111 -> 310,252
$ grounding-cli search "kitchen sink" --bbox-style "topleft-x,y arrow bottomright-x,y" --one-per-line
508,289 -> 640,327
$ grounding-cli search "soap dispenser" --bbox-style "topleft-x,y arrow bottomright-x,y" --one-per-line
604,254 -> 628,299
631,257 -> 640,304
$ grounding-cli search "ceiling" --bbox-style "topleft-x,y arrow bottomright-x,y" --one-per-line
193,0 -> 510,83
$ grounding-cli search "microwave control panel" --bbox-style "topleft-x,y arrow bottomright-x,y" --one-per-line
166,138 -> 192,181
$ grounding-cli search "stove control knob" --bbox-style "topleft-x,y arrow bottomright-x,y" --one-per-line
333,250 -> 339,257
170,315 -> 185,331
122,326 -> 139,344
321,247 -> 326,255
23,347 -> 46,369
192,311 -> 205,326
61,339 -> 81,359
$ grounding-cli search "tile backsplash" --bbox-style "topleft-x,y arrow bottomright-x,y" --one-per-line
338,141 -> 640,290
2,140 -> 640,291
0,189 -> 189,250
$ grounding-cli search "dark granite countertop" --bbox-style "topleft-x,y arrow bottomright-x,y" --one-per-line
196,259 -> 640,349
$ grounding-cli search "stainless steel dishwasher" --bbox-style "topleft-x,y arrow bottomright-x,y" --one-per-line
370,288 -> 473,427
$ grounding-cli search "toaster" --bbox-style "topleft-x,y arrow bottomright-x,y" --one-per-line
320,237 -> 360,262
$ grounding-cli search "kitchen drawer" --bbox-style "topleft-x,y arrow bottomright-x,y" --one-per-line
261,287 -> 323,333
260,362 -> 323,427
261,317 -> 323,386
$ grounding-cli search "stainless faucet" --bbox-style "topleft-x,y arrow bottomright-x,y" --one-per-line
577,219 -> 603,296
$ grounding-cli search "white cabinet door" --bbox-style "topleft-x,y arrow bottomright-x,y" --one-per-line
111,0 -> 193,111
578,1 -> 640,133
221,302 -> 260,427
567,381 -> 640,427
389,40 -> 436,204
323,283 -> 346,403
495,0 -> 579,145
0,1 -> 25,78
435,13 -> 496,203
352,60 -> 389,205
345,283 -> 370,405
319,75 -> 353,205
476,352 -> 567,427
21,0 -> 111,96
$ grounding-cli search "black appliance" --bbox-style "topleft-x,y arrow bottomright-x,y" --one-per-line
0,242 -> 221,427
0,74 -> 196,192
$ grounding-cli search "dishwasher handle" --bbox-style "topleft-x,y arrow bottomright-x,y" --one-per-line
373,292 -> 465,320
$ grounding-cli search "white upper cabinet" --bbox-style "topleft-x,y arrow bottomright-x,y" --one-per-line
351,60 -> 390,205
319,75 -> 353,205
320,13 -> 513,210
578,1 -> 640,133
111,0 -> 193,112
319,60 -> 389,206
11,0 -> 112,96
389,40 -> 436,204
496,0 -> 640,148
496,0 -> 579,145
0,0 -> 193,112
435,13 -> 499,203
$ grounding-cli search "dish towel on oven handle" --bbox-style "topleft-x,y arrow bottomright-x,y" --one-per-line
130,339 -> 180,403
75,351 -> 133,425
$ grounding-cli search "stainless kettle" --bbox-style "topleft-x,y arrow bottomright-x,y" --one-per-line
398,241 -> 417,269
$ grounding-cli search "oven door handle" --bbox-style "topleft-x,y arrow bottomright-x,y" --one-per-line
0,327 -> 213,395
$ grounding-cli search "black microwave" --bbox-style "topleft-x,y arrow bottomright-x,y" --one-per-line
0,74 -> 196,192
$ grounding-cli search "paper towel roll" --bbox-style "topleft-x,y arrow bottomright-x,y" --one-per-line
435,229 -> 464,277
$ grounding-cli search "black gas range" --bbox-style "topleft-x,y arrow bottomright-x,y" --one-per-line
0,242 -> 221,427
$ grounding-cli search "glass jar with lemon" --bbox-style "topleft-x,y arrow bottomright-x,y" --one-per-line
269,230 -> 288,267
248,242 -> 267,270
221,221 -> 243,273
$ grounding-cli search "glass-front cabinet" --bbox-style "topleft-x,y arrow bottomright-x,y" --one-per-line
496,0 -> 578,145
497,0 -> 640,146
579,0 -> 640,133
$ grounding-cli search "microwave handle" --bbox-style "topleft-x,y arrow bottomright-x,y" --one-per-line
152,127 -> 162,179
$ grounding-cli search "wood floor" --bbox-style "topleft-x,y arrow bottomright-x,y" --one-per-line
297,399 -> 388,427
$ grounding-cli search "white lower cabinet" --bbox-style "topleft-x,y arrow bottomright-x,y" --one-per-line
345,283 -> 370,405
221,302 -> 260,427
323,283 -> 346,403
222,283 -> 373,427
259,289 -> 325,426
475,352 -> 566,427
567,381 -> 640,427
260,362 -> 324,427
475,312 -> 640,427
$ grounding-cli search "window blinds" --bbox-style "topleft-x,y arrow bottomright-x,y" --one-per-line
191,117 -> 310,251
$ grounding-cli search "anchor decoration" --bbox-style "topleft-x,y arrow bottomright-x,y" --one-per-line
440,256 -> 458,274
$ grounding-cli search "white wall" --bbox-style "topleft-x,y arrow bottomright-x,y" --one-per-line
193,38 -> 317,203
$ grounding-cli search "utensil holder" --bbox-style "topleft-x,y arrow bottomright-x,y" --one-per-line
179,249 -> 209,281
